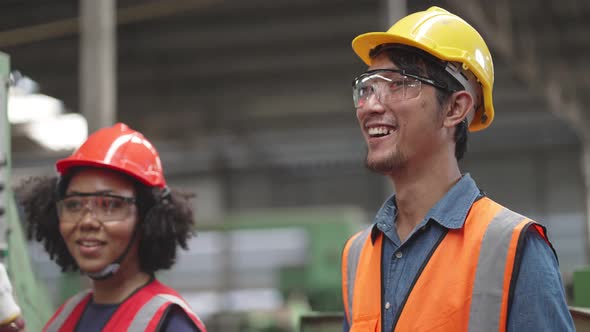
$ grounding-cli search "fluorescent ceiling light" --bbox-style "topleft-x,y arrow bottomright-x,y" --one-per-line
7,73 -> 89,152
25,114 -> 88,151
8,91 -> 64,124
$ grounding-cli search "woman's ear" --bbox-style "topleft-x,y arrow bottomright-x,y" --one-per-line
443,90 -> 474,129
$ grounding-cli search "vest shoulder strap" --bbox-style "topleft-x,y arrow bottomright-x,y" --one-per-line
127,294 -> 203,331
342,227 -> 372,325
467,200 -> 535,331
43,289 -> 92,332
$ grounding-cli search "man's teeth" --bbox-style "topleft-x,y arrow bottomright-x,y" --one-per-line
368,127 -> 392,136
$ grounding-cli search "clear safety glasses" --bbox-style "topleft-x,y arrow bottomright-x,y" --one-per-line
57,193 -> 136,224
352,69 -> 449,108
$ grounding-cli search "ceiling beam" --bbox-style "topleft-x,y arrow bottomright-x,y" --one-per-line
0,0 -> 222,48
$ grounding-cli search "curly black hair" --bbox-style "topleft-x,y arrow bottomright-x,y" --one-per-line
369,44 -> 469,161
17,167 -> 196,274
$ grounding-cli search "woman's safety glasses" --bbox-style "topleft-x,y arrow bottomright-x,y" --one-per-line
352,69 -> 449,108
57,193 -> 136,224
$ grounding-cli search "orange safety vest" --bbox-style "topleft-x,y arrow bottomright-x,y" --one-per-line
43,279 -> 207,332
342,197 -> 552,332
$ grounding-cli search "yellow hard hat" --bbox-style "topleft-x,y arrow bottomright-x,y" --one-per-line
352,6 -> 494,131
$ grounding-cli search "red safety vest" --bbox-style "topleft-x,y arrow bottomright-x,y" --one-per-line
43,279 -> 207,332
342,197 -> 552,332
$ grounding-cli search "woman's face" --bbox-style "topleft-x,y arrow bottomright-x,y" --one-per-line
58,168 -> 140,274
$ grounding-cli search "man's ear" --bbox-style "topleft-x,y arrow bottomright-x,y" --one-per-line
443,90 -> 473,129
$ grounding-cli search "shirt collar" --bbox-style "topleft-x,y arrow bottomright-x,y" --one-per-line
370,173 -> 481,244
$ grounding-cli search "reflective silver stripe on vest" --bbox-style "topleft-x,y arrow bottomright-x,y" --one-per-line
44,290 -> 91,332
127,294 -> 196,331
345,227 -> 372,325
468,207 -> 528,332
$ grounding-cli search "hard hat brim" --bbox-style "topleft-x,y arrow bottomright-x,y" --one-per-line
56,158 -> 165,188
352,32 -> 426,66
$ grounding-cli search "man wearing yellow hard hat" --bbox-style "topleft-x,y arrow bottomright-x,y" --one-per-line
341,7 -> 574,331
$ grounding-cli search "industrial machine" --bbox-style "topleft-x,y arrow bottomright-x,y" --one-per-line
159,207 -> 366,331
0,52 -> 54,332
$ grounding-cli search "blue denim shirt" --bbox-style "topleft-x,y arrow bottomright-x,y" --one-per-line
343,174 -> 574,332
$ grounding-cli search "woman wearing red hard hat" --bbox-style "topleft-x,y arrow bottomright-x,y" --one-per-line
18,123 -> 207,332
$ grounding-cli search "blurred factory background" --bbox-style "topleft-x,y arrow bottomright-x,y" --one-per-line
1,0 -> 590,331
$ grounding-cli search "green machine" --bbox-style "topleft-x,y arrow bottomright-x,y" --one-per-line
0,52 -> 54,331
573,267 -> 590,307
193,207 -> 365,331
571,267 -> 590,331
221,208 -> 364,310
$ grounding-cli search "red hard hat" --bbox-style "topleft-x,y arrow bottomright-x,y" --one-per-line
56,123 -> 166,188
